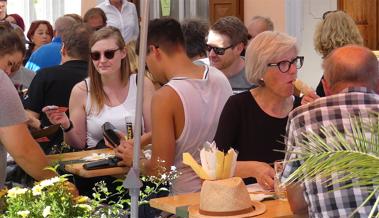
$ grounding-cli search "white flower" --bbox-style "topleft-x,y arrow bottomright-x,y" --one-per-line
32,184 -> 43,196
17,210 -> 30,217
170,166 -> 176,171
76,204 -> 92,211
101,214 -> 107,218
7,187 -> 28,198
39,177 -> 60,188
43,206 -> 51,217
161,174 -> 167,180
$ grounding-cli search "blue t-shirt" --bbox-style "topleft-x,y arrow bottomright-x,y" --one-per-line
25,37 -> 62,72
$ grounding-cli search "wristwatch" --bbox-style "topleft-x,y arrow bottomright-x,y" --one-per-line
62,120 -> 73,132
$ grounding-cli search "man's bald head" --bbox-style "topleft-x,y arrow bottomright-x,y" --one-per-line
247,16 -> 274,39
323,45 -> 379,94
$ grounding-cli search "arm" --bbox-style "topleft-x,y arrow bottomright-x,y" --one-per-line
115,87 -> 178,175
144,87 -> 178,175
286,183 -> 309,216
63,82 -> 88,149
0,123 -> 56,181
142,76 -> 155,132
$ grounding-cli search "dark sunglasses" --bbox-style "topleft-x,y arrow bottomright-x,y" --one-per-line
206,44 -> 233,55
90,48 -> 120,61
267,56 -> 304,73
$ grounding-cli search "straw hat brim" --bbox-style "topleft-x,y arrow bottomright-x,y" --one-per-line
188,200 -> 266,218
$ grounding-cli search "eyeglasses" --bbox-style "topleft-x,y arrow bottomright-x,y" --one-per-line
206,44 -> 233,55
267,56 -> 304,73
90,48 -> 120,61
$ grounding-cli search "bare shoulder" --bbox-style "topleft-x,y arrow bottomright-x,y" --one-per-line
152,86 -> 180,109
154,86 -> 178,101
70,80 -> 88,103
71,81 -> 87,95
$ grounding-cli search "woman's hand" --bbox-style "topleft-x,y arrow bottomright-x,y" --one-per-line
114,136 -> 135,167
254,162 -> 275,191
42,105 -> 70,128
301,91 -> 320,105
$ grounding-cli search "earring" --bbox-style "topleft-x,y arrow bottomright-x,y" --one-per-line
258,78 -> 265,87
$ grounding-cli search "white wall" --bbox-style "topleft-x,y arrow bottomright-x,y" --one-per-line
245,0 -> 337,89
295,0 -> 337,89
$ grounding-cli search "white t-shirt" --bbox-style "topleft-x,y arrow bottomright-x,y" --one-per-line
97,0 -> 139,43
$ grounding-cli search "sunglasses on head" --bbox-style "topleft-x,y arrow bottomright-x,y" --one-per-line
90,48 -> 120,61
206,44 -> 233,55
322,10 -> 339,20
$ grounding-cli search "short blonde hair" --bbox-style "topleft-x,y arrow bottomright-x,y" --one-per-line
314,11 -> 363,58
245,31 -> 297,84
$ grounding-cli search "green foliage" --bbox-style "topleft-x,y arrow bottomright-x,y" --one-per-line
0,163 -> 180,217
91,163 -> 180,216
283,113 -> 379,217
1,177 -> 92,218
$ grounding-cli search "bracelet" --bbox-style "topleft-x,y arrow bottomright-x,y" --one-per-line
62,120 -> 73,132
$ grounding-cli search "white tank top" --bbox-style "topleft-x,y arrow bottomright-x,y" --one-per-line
86,74 -> 143,148
166,66 -> 233,195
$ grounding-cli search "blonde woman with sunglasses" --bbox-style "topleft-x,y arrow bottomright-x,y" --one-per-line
44,26 -> 155,149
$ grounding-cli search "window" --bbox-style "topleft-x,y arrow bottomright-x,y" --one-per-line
148,0 -> 208,21
7,0 -> 81,33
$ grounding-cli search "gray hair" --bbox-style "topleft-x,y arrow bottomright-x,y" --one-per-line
251,16 -> 274,31
245,31 -> 297,84
54,16 -> 76,36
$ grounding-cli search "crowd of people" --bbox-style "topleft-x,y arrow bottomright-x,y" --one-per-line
0,0 -> 377,217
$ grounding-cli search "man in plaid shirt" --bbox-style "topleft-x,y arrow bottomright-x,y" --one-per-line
282,45 -> 379,218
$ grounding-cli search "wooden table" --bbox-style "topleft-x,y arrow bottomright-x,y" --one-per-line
149,192 -> 294,218
47,148 -> 129,178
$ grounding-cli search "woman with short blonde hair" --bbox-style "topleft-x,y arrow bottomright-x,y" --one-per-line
215,31 -> 303,190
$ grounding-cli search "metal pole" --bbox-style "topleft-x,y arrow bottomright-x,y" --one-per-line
124,0 -> 149,217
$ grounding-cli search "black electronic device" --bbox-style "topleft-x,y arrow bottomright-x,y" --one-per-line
83,156 -> 120,170
102,122 -> 120,147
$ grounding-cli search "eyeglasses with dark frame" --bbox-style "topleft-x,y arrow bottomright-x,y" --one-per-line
206,44 -> 234,55
90,48 -> 120,61
267,56 -> 304,73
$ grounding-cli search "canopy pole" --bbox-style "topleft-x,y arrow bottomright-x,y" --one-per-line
124,1 -> 150,217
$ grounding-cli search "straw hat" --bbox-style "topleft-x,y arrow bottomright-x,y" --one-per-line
188,177 -> 266,218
